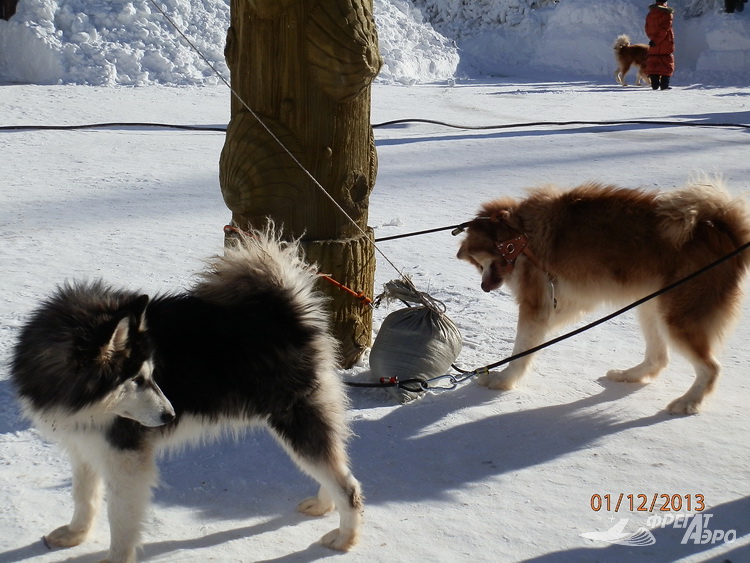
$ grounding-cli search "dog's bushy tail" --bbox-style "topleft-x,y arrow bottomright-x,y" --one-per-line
656,176 -> 750,259
194,225 -> 324,313
194,223 -> 342,370
613,34 -> 630,49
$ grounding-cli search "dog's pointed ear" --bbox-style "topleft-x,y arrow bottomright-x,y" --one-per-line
489,209 -> 511,223
99,295 -> 150,362
129,294 -> 149,332
100,316 -> 130,362
490,208 -> 523,232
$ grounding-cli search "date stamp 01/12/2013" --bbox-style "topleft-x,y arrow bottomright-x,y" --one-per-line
590,493 -> 705,513
581,494 -> 738,548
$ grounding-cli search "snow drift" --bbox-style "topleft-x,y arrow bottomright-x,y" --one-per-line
0,0 -> 748,86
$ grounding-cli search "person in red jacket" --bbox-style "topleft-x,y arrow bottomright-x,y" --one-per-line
645,0 -> 675,90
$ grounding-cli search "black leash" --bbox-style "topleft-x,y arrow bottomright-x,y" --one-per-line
374,222 -> 470,242
347,239 -> 750,394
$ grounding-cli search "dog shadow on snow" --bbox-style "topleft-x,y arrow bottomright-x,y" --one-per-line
346,378 -> 673,502
146,378 -> 674,560
0,379 -> 29,434
152,377 -> 669,506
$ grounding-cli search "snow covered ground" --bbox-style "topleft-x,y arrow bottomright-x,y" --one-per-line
1,0 -> 750,562
2,79 -> 749,563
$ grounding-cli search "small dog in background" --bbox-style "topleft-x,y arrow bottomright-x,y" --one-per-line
613,34 -> 649,86
11,228 -> 363,562
457,178 -> 750,415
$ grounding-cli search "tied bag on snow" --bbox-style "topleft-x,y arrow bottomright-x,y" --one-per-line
369,280 -> 462,403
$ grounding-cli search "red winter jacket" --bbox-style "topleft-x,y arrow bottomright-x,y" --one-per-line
645,3 -> 675,76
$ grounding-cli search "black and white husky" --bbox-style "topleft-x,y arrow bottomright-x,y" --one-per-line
10,229 -> 363,562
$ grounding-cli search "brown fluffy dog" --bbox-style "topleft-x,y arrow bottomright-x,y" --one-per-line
614,34 -> 649,86
457,179 -> 750,414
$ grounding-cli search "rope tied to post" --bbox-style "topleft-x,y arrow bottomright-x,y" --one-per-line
223,225 -> 373,308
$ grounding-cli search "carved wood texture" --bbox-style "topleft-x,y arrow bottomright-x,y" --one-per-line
220,0 -> 382,366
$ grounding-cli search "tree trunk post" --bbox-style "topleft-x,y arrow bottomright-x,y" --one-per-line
220,0 -> 382,367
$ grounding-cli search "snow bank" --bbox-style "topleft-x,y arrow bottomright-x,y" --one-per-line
534,0 -> 649,76
690,13 -> 750,75
0,0 -> 230,85
374,0 -> 459,85
0,0 -> 748,85
417,0 -> 750,81
0,0 -> 458,86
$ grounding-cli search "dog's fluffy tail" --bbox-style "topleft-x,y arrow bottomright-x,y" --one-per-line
194,226 -> 324,312
656,176 -> 750,255
193,224 -> 341,367
613,34 -> 630,50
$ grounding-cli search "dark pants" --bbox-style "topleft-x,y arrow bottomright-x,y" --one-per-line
0,0 -> 19,20
649,75 -> 672,90
725,0 -> 746,13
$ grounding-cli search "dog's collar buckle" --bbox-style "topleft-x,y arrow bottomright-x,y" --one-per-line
495,235 -> 528,264
495,235 -> 551,290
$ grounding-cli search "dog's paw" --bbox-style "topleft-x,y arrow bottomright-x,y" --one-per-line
488,377 -> 519,391
666,396 -> 701,415
475,370 -> 491,387
477,370 -> 520,391
44,525 -> 89,549
320,527 -> 359,551
298,495 -> 335,517
606,368 -> 651,384
97,550 -> 136,563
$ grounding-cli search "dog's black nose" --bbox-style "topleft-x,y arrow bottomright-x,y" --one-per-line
161,411 -> 176,424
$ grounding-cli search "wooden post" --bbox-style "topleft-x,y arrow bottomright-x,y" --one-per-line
220,0 -> 382,367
